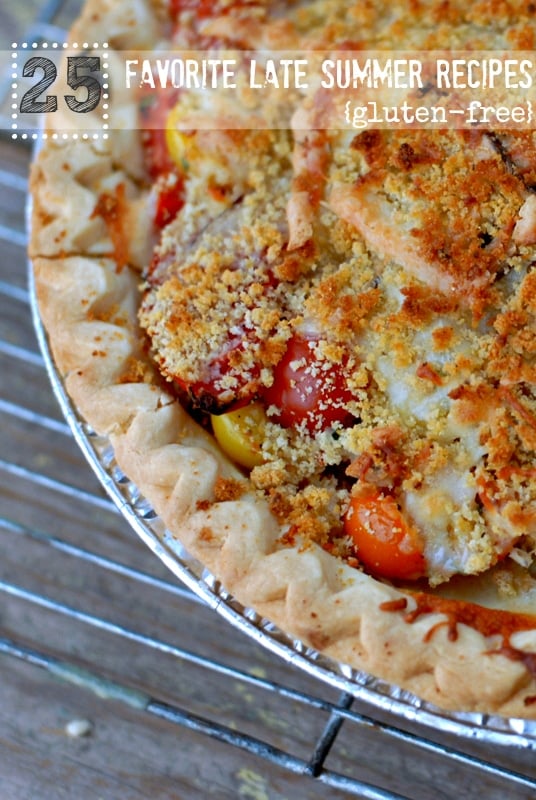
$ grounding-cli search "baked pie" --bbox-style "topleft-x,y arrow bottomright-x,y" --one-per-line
30,0 -> 536,716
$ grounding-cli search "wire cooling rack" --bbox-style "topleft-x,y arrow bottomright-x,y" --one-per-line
1,1 -> 536,798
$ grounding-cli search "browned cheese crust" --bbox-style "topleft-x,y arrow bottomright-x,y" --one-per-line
30,0 -> 536,717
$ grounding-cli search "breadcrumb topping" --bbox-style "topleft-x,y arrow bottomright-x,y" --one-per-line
138,0 -> 536,592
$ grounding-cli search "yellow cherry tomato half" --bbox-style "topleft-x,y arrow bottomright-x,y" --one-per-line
344,491 -> 426,581
211,403 -> 266,470
165,103 -> 198,170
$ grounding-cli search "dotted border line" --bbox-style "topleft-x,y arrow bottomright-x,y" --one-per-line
11,42 -> 109,141
11,46 -> 18,135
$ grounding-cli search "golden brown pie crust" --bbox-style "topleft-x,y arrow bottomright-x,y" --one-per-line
30,0 -> 536,717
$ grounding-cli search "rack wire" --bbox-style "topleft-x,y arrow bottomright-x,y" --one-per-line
1,2 -> 536,798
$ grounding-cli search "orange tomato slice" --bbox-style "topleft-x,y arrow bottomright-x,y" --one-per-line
344,491 -> 426,581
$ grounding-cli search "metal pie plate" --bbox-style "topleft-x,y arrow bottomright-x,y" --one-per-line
28,256 -> 536,750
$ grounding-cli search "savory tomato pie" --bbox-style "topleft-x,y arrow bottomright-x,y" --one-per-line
30,0 -> 536,718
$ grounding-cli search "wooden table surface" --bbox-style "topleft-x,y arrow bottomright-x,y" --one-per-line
1,2 -> 536,798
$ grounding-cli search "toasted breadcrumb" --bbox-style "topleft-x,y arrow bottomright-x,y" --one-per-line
137,0 -> 536,591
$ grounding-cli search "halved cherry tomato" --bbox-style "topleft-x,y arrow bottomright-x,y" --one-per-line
154,174 -> 185,229
344,491 -> 426,581
262,334 -> 355,434
173,330 -> 261,414
165,104 -> 196,172
140,89 -> 180,179
211,402 -> 266,469
139,90 -> 185,229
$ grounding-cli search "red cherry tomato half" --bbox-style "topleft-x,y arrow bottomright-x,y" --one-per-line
173,331 -> 260,414
139,89 -> 180,179
344,491 -> 426,581
142,127 -> 175,181
154,175 -> 185,229
138,89 -> 185,230
262,335 -> 355,433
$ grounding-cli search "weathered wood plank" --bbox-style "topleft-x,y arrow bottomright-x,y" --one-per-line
0,657 -> 357,800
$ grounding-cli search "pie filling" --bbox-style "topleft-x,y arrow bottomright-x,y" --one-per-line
135,1 -> 536,594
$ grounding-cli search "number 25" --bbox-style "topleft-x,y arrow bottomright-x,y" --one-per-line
20,56 -> 103,114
